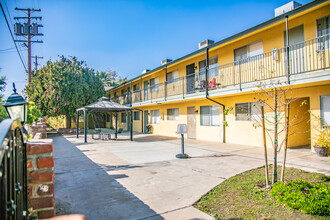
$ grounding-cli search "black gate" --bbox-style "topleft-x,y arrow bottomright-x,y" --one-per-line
0,119 -> 29,220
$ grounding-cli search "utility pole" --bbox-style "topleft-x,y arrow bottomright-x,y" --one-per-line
32,56 -> 43,70
14,8 -> 43,87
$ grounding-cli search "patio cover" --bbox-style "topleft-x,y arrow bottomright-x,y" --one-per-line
76,97 -> 134,143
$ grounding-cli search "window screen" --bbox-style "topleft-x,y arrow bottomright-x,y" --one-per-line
166,70 -> 179,84
134,111 -> 140,120
151,110 -> 160,124
150,77 -> 159,92
167,108 -> 179,120
317,16 -> 330,51
235,102 -> 262,121
320,95 -> 330,127
121,112 -> 126,123
200,105 -> 220,126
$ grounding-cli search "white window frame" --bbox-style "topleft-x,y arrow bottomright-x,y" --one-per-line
200,105 -> 220,126
150,77 -> 159,92
199,56 -> 218,81
234,41 -> 263,64
235,102 -> 263,121
151,110 -> 160,124
320,95 -> 330,128
316,16 -> 330,51
167,108 -> 179,121
166,70 -> 179,84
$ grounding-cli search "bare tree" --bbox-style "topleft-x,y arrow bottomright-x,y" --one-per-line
252,80 -> 309,184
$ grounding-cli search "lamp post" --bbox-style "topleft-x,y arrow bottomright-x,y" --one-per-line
2,83 -> 28,125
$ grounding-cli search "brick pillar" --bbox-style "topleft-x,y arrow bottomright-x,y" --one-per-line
27,139 -> 55,219
31,123 -> 47,139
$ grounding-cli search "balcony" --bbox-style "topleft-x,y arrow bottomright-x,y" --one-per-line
112,34 -> 330,107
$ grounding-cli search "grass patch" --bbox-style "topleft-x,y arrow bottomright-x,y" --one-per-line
193,166 -> 330,220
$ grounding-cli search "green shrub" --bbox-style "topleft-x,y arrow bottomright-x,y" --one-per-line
46,116 -> 64,130
271,179 -> 330,216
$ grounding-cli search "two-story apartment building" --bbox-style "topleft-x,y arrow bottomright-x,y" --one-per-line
107,0 -> 330,149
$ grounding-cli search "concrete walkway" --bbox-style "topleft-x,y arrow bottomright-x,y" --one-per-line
53,134 -> 330,220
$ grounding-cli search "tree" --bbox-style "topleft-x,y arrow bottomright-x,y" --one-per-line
0,75 -> 9,121
253,81 -> 308,185
96,70 -> 128,87
27,56 -> 105,128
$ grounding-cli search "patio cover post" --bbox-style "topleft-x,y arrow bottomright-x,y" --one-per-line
84,109 -> 87,143
76,110 -> 79,138
115,112 -> 118,139
130,110 -> 133,141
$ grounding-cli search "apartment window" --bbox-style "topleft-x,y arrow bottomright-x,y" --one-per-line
134,111 -> 140,120
166,70 -> 179,84
150,77 -> 159,92
151,110 -> 160,124
106,114 -> 110,122
200,105 -> 220,126
320,95 -> 330,127
234,41 -> 263,63
167,108 -> 179,121
235,102 -> 262,121
133,84 -> 139,92
199,56 -> 218,81
317,16 -> 330,50
121,112 -> 126,123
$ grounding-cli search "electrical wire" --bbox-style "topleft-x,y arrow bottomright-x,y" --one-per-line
0,1 -> 28,72
3,0 -> 28,66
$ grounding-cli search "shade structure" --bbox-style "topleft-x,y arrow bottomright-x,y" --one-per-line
76,97 -> 134,143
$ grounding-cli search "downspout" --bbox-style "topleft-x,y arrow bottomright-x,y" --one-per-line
205,47 -> 226,143
134,108 -> 144,133
285,15 -> 290,84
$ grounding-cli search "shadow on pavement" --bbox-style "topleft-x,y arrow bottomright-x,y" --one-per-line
52,135 -> 163,220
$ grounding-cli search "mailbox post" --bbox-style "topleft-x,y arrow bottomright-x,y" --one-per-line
176,124 -> 189,159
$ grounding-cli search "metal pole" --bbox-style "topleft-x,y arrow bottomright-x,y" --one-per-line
273,88 -> 278,183
27,9 -> 31,87
206,48 -> 209,96
181,133 -> 184,154
76,111 -> 79,138
84,110 -> 87,143
115,112 -> 118,139
130,110 -> 133,141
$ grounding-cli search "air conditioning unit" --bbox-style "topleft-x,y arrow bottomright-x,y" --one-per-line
275,1 -> 302,17
161,59 -> 172,66
198,40 -> 214,49
142,69 -> 150,74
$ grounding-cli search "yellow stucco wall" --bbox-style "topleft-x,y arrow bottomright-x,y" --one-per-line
106,2 -> 330,149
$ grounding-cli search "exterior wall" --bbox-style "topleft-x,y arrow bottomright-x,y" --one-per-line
27,139 -> 55,219
108,2 -> 329,149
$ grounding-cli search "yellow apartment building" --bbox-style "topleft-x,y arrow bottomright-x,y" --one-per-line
106,0 -> 330,150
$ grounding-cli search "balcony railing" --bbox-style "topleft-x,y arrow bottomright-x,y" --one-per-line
0,119 -> 29,220
112,34 -> 330,106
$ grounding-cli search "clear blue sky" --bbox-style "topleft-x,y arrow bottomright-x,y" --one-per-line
0,0 -> 312,97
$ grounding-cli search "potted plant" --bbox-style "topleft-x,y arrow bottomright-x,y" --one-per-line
313,128 -> 329,157
146,124 -> 152,134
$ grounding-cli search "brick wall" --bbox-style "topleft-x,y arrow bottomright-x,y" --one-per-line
27,139 -> 55,219
31,123 -> 47,139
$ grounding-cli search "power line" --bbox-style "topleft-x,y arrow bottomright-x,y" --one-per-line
0,2 -> 27,72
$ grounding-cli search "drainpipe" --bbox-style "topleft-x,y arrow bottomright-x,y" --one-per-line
285,15 -> 290,84
134,108 -> 144,133
130,81 -> 132,107
205,47 -> 226,143
164,65 -> 167,101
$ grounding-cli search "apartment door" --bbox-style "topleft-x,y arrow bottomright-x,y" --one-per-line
287,97 -> 310,148
284,25 -> 305,74
187,106 -> 196,139
143,80 -> 148,101
186,63 -> 195,94
144,110 -> 149,133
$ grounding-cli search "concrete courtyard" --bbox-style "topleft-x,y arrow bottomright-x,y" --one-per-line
53,133 -> 330,220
